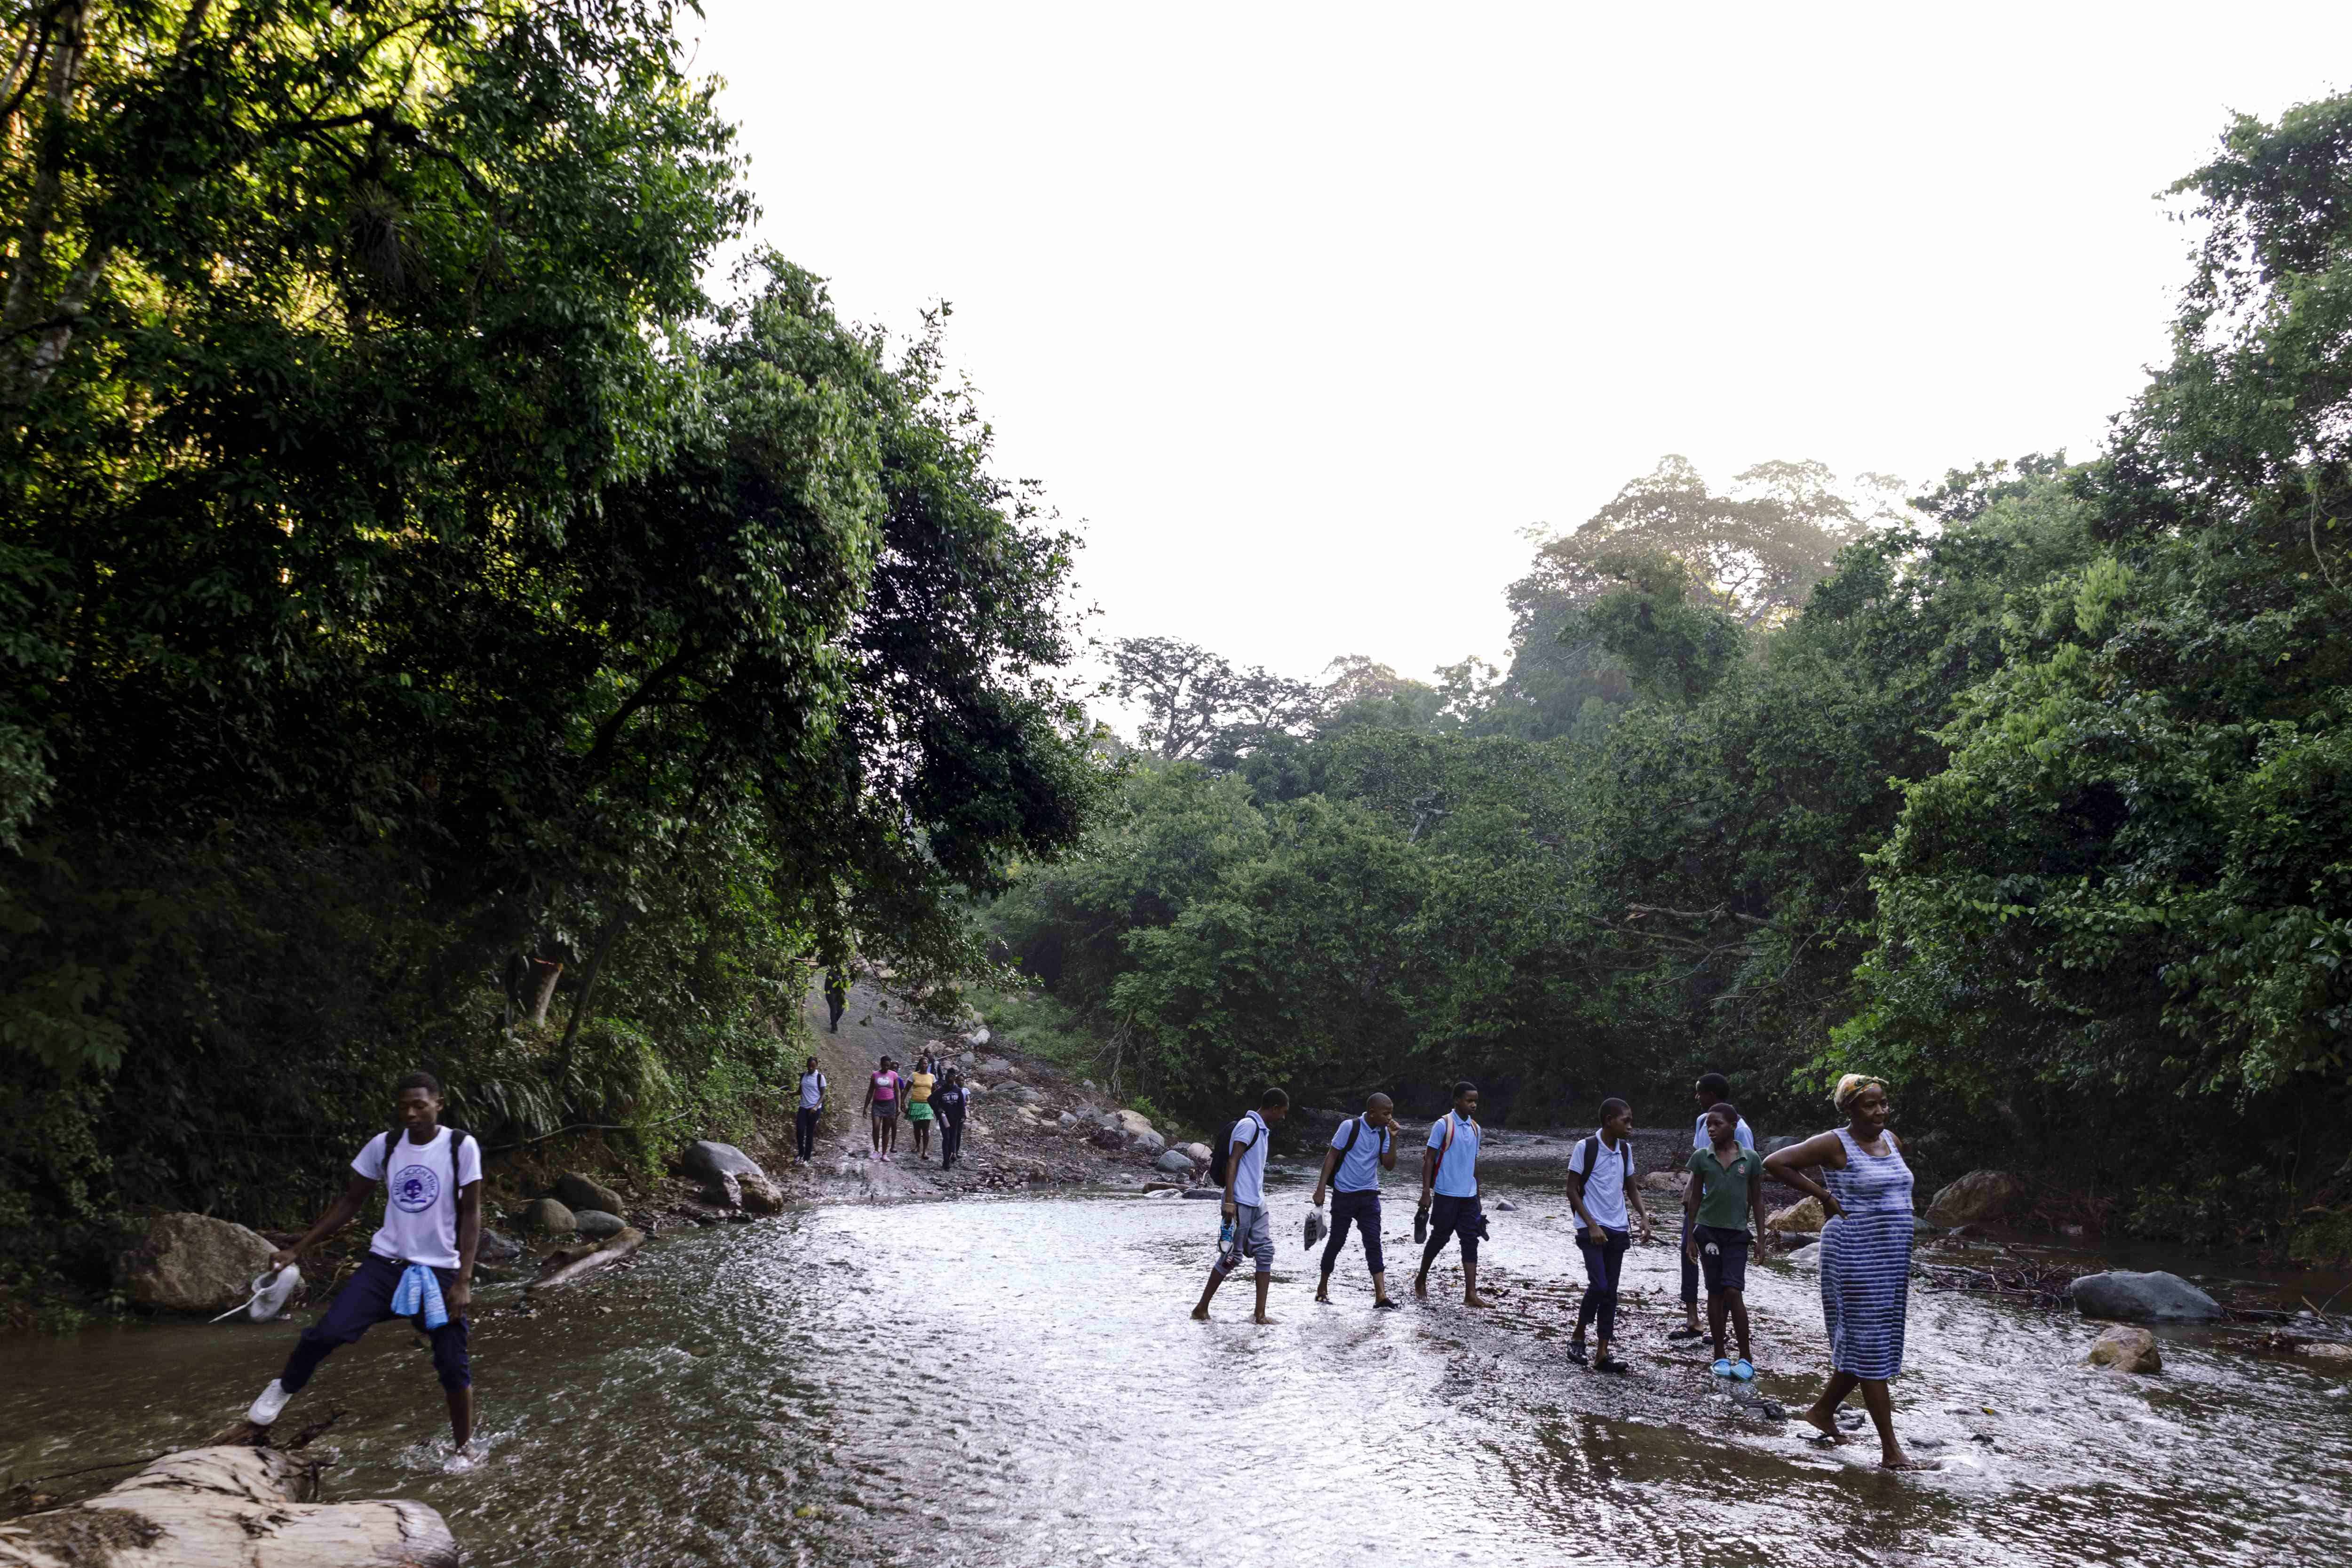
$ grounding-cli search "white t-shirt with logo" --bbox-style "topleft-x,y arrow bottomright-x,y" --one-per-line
1569,1132 -> 1634,1231
352,1127 -> 482,1269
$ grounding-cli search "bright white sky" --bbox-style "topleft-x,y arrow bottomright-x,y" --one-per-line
691,1 -> 2352,706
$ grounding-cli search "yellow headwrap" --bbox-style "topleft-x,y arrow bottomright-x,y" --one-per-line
1831,1073 -> 1885,1113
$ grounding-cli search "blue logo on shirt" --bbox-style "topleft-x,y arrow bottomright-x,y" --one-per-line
391,1164 -> 440,1212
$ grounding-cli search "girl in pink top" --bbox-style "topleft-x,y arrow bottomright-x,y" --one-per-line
865,1057 -> 904,1161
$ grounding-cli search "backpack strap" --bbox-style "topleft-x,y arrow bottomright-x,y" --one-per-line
1340,1117 -> 1362,1157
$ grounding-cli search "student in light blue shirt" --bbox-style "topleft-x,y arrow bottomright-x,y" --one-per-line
1673,1071 -> 1754,1341
1414,1081 -> 1490,1308
1311,1092 -> 1400,1309
1191,1088 -> 1289,1325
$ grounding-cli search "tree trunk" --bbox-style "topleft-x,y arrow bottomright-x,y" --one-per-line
0,1446 -> 458,1567
525,957 -> 563,1026
558,911 -> 631,1056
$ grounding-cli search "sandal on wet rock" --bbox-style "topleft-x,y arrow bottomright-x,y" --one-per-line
1731,1360 -> 1755,1381
1593,1353 -> 1630,1374
1667,1327 -> 1706,1341
1563,1342 -> 1588,1365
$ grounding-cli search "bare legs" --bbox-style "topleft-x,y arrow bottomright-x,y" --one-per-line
1803,1371 -> 1931,1469
1192,1267 -> 1274,1325
1707,1290 -> 1752,1363
446,1385 -> 474,1450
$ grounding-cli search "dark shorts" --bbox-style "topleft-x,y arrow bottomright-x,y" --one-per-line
1696,1224 -> 1750,1294
873,1103 -> 899,1121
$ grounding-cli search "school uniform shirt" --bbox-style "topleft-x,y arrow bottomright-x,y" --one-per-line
352,1128 -> 482,1269
1228,1110 -> 1272,1207
1688,1144 -> 1766,1229
1693,1112 -> 1756,1151
1328,1115 -> 1393,1193
1569,1131 -> 1635,1231
798,1072 -> 827,1110
1426,1113 -> 1481,1198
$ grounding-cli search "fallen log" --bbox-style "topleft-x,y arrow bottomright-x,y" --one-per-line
532,1224 -> 644,1289
0,1446 -> 456,1568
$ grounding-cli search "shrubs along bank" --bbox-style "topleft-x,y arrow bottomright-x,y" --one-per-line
0,5 -> 1104,1326
977,94 -> 2352,1258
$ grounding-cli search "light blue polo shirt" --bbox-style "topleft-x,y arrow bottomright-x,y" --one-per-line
1426,1113 -> 1481,1198
1328,1115 -> 1392,1193
1694,1112 -> 1755,1151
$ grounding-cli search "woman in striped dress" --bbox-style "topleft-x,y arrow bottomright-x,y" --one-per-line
1764,1074 -> 1936,1471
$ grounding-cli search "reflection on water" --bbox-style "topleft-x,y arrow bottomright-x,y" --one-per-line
4,1168 -> 2349,1567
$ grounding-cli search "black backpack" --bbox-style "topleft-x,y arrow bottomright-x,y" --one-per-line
1207,1114 -> 1263,1187
378,1126 -> 472,1209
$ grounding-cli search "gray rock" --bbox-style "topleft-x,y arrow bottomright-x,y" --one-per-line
699,1173 -> 742,1210
573,1210 -> 628,1239
979,1055 -> 1013,1075
2086,1323 -> 2163,1372
2070,1270 -> 2224,1323
681,1140 -> 766,1184
1112,1108 -> 1156,1138
1492,1199 -> 1518,1212
1763,1134 -> 1804,1155
477,1228 -> 524,1261
1182,1188 -> 1223,1199
554,1172 -> 628,1217
1154,1148 -> 1196,1174
1925,1169 -> 2028,1228
519,1197 -> 577,1235
115,1212 -> 279,1314
1131,1129 -> 1167,1157
738,1172 -> 784,1214
1057,1110 -> 1081,1129
1183,1142 -> 1211,1165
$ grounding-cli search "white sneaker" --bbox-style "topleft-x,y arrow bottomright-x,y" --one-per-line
246,1378 -> 292,1426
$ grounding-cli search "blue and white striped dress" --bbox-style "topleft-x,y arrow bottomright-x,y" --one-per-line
1818,1127 -> 1914,1379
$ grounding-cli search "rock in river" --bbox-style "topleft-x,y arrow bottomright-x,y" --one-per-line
737,1172 -> 784,1214
519,1197 -> 577,1235
573,1209 -> 628,1239
1925,1169 -> 2028,1228
115,1212 -> 280,1315
1153,1148 -> 1195,1174
0,1445 -> 458,1568
476,1228 -> 523,1261
2070,1270 -> 2224,1323
680,1140 -> 767,1184
555,1172 -> 628,1217
1130,1130 -> 1167,1157
2086,1324 -> 2163,1373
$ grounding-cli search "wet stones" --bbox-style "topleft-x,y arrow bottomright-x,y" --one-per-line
554,1172 -> 627,1217
2069,1270 -> 2224,1323
518,1197 -> 577,1235
737,1172 -> 785,1214
1925,1170 -> 2028,1229
1153,1148 -> 1196,1175
2086,1324 -> 2162,1373
115,1213 -> 280,1315
573,1210 -> 628,1239
680,1140 -> 764,1184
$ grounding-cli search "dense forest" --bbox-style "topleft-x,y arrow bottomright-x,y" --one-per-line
0,2 -> 1106,1323
981,98 -> 2352,1259
4,4 -> 2351,1328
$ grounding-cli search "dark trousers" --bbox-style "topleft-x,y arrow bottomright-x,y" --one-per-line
940,1114 -> 965,1169
279,1253 -> 470,1393
1575,1226 -> 1630,1341
1679,1207 -> 1699,1308
1319,1189 -> 1384,1276
1419,1193 -> 1481,1272
795,1107 -> 820,1161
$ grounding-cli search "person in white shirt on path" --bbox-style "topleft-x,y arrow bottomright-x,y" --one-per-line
1310,1092 -> 1401,1308
1191,1088 -> 1290,1325
1414,1081 -> 1491,1308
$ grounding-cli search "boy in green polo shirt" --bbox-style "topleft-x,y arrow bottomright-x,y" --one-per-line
1683,1100 -> 1770,1378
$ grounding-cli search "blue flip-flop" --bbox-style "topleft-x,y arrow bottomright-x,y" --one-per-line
1732,1359 -> 1756,1381
1711,1358 -> 1735,1377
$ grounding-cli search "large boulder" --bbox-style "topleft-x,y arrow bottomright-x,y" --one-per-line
573,1209 -> 628,1239
554,1172 -> 627,1218
2070,1270 -> 2224,1323
1183,1142 -> 1212,1165
1925,1170 -> 2029,1229
1766,1196 -> 1825,1234
737,1172 -> 784,1214
1130,1130 -> 1167,1158
1763,1134 -> 1804,1156
1112,1108 -> 1155,1138
2086,1324 -> 2162,1373
1641,1171 -> 1687,1193
699,1173 -> 742,1210
1154,1148 -> 1196,1174
116,1213 -> 278,1314
979,1055 -> 1013,1075
680,1141 -> 766,1184
476,1228 -> 524,1262
519,1197 -> 577,1235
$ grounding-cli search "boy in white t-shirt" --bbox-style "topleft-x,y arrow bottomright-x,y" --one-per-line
1191,1087 -> 1290,1325
240,1071 -> 485,1466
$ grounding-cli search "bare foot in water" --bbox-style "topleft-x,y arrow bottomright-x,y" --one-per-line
1191,1305 -> 1210,1321
1802,1409 -> 1850,1445
1879,1453 -> 1939,1471
1413,1274 -> 1429,1298
1463,1293 -> 1492,1309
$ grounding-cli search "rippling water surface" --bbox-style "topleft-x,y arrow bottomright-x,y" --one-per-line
6,1168 -> 2349,1566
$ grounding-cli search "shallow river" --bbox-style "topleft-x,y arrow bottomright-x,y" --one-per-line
6,1166 -> 2350,1567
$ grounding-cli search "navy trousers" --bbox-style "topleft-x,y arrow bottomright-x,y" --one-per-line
1575,1226 -> 1631,1341
279,1253 -> 470,1393
1319,1189 -> 1384,1276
